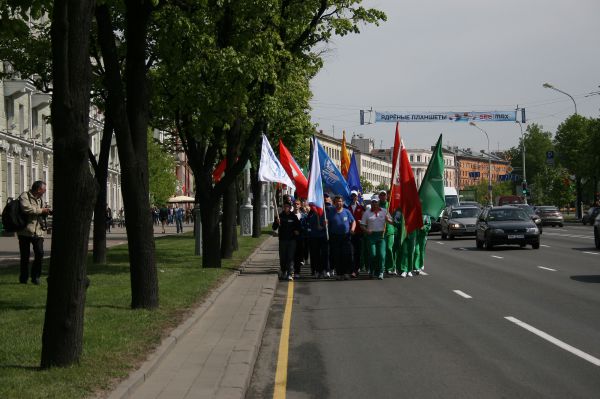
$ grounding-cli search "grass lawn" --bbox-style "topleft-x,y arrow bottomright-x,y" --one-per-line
0,230 -> 270,399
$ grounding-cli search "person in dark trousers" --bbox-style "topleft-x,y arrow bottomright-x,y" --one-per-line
159,205 -> 169,233
17,180 -> 51,285
272,201 -> 301,281
348,190 -> 365,277
306,206 -> 328,278
292,199 -> 307,278
326,195 -> 356,280
105,206 -> 113,233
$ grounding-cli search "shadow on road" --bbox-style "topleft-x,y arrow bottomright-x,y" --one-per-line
570,275 -> 600,284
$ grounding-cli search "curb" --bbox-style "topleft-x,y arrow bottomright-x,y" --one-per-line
107,236 -> 278,399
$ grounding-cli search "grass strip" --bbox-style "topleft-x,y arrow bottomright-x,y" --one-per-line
0,230 -> 270,399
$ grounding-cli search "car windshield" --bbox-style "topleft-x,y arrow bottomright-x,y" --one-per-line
487,209 -> 529,221
538,206 -> 558,212
451,208 -> 479,218
515,205 -> 535,215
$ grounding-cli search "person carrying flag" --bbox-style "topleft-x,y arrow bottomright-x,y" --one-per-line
326,195 -> 355,280
306,205 -> 328,278
272,201 -> 302,281
348,190 -> 365,277
361,194 -> 391,280
378,190 -> 398,275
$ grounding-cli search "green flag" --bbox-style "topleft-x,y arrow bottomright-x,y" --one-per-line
419,134 -> 445,217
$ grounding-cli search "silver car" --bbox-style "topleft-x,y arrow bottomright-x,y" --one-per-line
440,206 -> 480,239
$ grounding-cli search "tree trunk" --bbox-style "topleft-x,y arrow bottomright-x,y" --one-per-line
96,2 -> 158,309
201,197 -> 222,267
90,123 -> 113,264
220,180 -> 236,259
251,167 -> 262,237
41,0 -> 97,369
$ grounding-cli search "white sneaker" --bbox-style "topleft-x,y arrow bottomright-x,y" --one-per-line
325,271 -> 331,278
288,275 -> 294,281
400,272 -> 407,278
407,272 -> 413,277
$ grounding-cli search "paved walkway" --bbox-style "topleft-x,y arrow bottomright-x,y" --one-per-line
108,236 -> 280,399
0,222 -> 194,266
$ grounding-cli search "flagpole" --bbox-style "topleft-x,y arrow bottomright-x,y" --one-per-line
272,183 -> 280,222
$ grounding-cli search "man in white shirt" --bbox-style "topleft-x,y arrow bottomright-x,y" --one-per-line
361,195 -> 390,280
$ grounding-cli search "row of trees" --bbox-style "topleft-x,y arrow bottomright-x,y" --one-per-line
0,0 -> 385,368
507,116 -> 600,211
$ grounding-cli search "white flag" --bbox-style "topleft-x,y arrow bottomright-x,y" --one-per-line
258,135 -> 296,190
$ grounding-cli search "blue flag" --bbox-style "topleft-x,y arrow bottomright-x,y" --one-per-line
346,153 -> 363,202
316,139 -> 351,205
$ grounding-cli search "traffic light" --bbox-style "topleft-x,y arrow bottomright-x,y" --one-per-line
522,181 -> 528,196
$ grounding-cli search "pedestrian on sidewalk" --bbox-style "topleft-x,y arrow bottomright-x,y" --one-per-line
105,206 -> 113,233
326,195 -> 355,280
272,201 -> 301,281
159,204 -> 168,233
17,180 -> 51,285
175,204 -> 184,233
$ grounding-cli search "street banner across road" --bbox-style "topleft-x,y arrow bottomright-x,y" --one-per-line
374,111 -> 517,123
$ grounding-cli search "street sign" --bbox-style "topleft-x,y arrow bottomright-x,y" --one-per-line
546,150 -> 555,165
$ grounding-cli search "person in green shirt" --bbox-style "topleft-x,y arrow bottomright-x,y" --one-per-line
377,190 -> 398,275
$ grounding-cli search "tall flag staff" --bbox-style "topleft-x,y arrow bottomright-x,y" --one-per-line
308,136 -> 328,240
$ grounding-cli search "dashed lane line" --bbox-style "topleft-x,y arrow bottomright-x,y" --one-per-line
537,266 -> 557,272
453,290 -> 472,299
491,255 -> 504,259
505,316 -> 600,367
540,244 -> 551,248
582,251 -> 599,255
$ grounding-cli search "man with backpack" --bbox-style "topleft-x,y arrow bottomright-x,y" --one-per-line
17,181 -> 51,285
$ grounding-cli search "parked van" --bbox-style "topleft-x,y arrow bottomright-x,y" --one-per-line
496,195 -> 524,206
444,187 -> 460,208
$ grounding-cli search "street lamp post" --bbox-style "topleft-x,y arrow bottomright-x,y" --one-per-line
542,83 -> 578,115
469,122 -> 493,206
516,120 -> 527,204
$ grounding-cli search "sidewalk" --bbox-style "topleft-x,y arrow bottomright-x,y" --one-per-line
108,235 -> 280,399
0,222 -> 193,266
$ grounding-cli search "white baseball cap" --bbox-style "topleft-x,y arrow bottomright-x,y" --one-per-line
350,190 -> 359,196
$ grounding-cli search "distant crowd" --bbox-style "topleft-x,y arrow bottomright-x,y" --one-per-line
273,190 -> 431,281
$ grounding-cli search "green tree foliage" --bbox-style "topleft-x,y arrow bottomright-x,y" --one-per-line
508,123 -> 554,183
360,176 -> 373,193
463,180 -> 512,205
532,165 -> 575,207
148,131 -> 177,206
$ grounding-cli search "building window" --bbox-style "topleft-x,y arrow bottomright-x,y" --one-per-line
20,164 -> 25,194
19,104 -> 25,135
7,161 -> 13,198
417,155 -> 421,163
4,97 -> 14,127
410,155 -> 414,162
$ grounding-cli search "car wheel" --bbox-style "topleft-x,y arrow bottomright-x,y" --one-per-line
449,234 -> 454,240
476,239 -> 484,249
486,237 -> 494,250
582,221 -> 587,226
558,223 -> 563,227
519,243 -> 526,248
552,224 -> 556,227
532,242 -> 540,249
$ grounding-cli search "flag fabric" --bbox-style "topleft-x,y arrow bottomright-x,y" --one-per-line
419,134 -> 446,217
307,137 -> 325,216
316,139 -> 351,204
340,130 -> 351,179
258,134 -> 296,190
399,139 -> 424,234
389,123 -> 402,213
346,153 -> 362,198
279,139 -> 308,199
213,158 -> 227,182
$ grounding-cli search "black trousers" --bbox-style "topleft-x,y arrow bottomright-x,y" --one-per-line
350,234 -> 363,274
294,238 -> 305,275
308,237 -> 329,274
278,239 -> 296,275
18,235 -> 44,283
329,234 -> 352,276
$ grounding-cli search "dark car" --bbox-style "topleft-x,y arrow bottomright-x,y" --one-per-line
594,213 -> 600,249
582,206 -> 600,225
511,204 -> 543,234
440,205 -> 480,239
535,205 -> 564,227
476,206 -> 540,250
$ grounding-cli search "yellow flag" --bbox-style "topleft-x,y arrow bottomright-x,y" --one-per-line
341,130 -> 351,179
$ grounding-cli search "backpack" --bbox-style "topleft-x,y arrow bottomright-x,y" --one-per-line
2,197 -> 28,232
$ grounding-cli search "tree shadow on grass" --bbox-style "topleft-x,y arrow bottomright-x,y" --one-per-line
570,275 -> 600,283
0,364 -> 41,371
0,300 -> 45,311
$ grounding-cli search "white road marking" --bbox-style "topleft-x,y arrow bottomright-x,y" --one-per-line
505,316 -> 600,367
453,290 -> 472,299
458,247 -> 467,251
583,251 -> 599,255
540,244 -> 550,248
491,255 -> 504,259
436,241 -> 445,245
537,266 -> 557,272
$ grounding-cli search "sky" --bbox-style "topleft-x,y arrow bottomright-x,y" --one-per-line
309,0 -> 600,153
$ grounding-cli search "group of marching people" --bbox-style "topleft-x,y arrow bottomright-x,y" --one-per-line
272,189 -> 432,281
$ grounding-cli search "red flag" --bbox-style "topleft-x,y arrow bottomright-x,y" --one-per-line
279,140 -> 308,199
399,139 -> 424,234
389,123 -> 402,212
212,158 -> 227,182
389,123 -> 423,234
341,131 -> 351,179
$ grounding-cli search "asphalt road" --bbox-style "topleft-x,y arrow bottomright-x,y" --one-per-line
247,224 -> 600,399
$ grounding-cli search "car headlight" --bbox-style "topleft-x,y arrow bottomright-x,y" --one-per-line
526,227 -> 539,233
450,223 -> 463,229
491,228 -> 504,234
